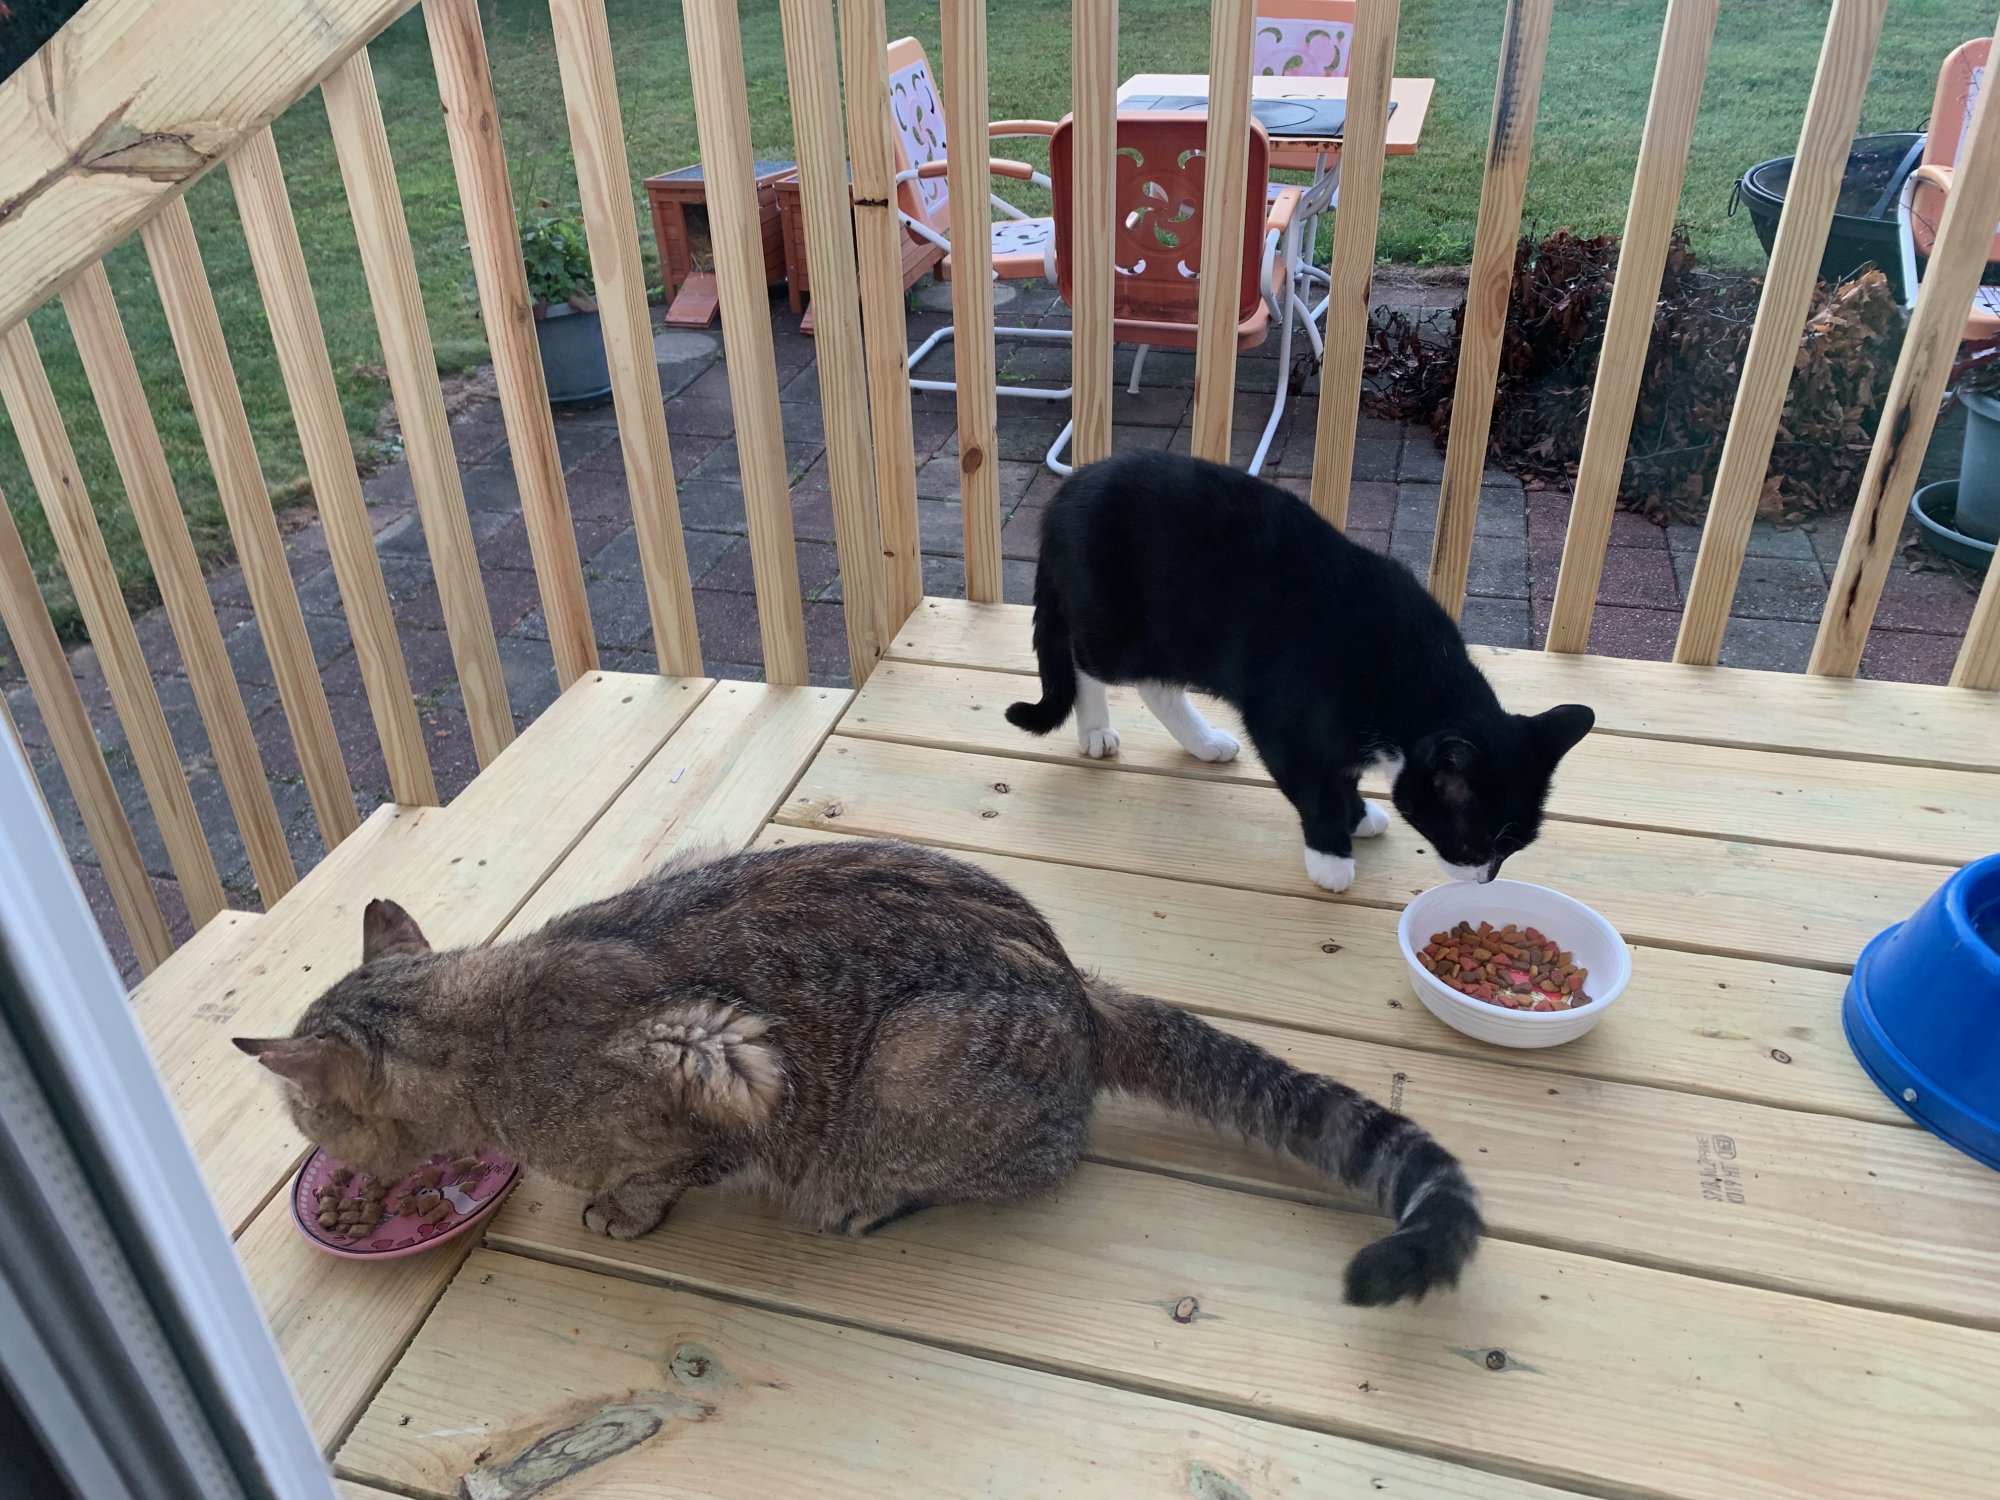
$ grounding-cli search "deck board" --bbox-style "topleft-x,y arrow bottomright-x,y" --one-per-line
889,597 -> 2000,771
846,659 -> 2000,865
177,600 -> 1999,1499
761,825 -> 1897,1125
1085,1015 -> 2000,1325
489,1164 -> 2000,1500
776,735 -> 1942,968
339,1249 -> 1574,1500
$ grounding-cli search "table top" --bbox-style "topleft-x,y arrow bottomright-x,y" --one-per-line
1116,72 -> 1434,154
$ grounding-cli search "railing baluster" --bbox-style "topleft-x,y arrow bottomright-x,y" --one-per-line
0,478 -> 172,969
62,262 -> 298,901
780,0 -> 890,683
1189,0 -> 1257,462
422,1 -> 604,694
1545,0 -> 1718,653
1426,0 -> 1554,618
1674,0 -> 1885,665
682,0 -> 810,681
940,0 -> 1004,601
839,0 -> 924,628
0,321 -> 228,925
322,48 -> 525,765
1070,0 -> 1120,469
140,199 -> 360,846
547,0 -> 705,678
225,125 -> 439,809
1812,7 -> 2000,681
1307,0 -> 1400,528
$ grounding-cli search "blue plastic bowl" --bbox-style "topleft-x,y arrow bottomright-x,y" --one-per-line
1844,852 -> 2000,1171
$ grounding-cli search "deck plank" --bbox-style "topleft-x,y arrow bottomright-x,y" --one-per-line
845,659 -> 2000,865
504,681 -> 849,938
1085,1015 -> 2000,1326
775,736 -> 1940,968
760,826 -> 1896,1125
237,1190 -> 474,1451
889,597 -> 2000,772
339,1248 -> 1573,1500
490,1164 -> 2000,1500
128,908 -> 263,1023
153,673 -> 712,1236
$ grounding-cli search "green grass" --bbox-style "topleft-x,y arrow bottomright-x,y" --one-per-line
0,0 -> 1969,634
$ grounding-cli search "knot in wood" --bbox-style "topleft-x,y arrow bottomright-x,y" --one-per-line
1171,1295 -> 1199,1324
1769,1048 -> 1793,1064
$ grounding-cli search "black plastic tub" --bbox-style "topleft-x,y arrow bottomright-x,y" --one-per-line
1734,131 -> 1923,301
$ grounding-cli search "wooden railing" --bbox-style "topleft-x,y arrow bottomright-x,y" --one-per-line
1,0 -> 1997,975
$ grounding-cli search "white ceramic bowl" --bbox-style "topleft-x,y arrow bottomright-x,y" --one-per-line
1395,879 -> 1632,1048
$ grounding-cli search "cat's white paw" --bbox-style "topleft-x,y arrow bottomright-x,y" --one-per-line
1304,848 -> 1357,892
1077,725 -> 1121,759
582,1195 -> 663,1241
1353,799 -> 1390,838
1186,727 -> 1240,763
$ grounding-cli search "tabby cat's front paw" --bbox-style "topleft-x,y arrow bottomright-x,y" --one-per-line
582,1194 -> 666,1241
1353,799 -> 1390,838
1304,848 -> 1357,892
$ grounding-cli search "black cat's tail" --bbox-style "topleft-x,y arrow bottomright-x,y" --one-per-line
1085,978 -> 1482,1306
1004,574 -> 1077,736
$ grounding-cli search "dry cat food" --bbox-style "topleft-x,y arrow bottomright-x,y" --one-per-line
311,1155 -> 492,1239
1419,921 -> 1592,1011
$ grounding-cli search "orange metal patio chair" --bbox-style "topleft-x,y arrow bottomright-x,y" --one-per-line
1895,37 -> 2000,342
889,35 -> 1076,406
1040,110 -> 1310,477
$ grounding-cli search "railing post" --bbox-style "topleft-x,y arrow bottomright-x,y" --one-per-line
1189,0 -> 1257,463
1070,0 -> 1120,469
1427,0 -> 1554,619
1306,0 -> 1400,528
1545,0 -> 1718,653
1674,0 -> 1885,665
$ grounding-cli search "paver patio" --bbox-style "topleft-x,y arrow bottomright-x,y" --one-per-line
4,275 -> 1984,978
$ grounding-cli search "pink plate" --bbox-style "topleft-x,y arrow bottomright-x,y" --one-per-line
290,1147 -> 519,1260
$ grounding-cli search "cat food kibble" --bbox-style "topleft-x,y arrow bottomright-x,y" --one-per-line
1420,921 -> 1591,1011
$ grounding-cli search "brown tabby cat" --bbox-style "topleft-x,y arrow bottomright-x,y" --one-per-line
236,840 -> 1481,1305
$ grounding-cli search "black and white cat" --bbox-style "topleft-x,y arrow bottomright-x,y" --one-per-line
1005,452 -> 1594,892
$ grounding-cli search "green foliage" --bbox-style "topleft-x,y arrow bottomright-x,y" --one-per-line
519,205 -> 595,310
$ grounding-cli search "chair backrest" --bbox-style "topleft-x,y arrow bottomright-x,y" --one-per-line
1912,38 -> 1997,261
886,36 -> 952,234
1254,1 -> 1357,78
1051,112 -> 1272,334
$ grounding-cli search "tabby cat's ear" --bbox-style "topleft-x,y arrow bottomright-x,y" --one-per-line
231,1036 -> 365,1102
362,898 -> 430,962
1528,704 -> 1595,764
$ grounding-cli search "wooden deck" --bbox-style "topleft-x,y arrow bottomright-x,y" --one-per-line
137,600 -> 2000,1500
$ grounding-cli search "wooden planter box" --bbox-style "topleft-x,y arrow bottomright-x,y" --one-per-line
776,171 -> 944,335
643,160 -> 794,328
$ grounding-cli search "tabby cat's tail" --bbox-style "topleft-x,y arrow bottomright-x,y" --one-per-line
1085,977 -> 1481,1306
1004,575 -> 1077,735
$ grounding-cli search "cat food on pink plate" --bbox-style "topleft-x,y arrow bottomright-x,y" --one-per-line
290,1147 -> 518,1259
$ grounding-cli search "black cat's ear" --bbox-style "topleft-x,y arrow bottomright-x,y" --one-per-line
362,898 -> 430,963
1528,704 -> 1595,764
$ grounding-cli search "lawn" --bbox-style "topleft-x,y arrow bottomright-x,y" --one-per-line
0,0 -> 1969,633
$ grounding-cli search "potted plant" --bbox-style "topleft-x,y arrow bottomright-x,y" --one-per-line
1910,338 -> 2000,570
521,205 -> 612,406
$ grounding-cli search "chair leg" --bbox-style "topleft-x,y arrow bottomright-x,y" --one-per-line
1045,418 -> 1078,477
1127,344 -> 1150,395
1250,232 -> 1304,478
